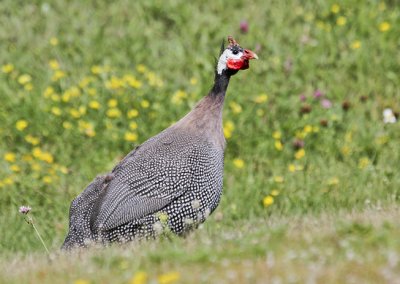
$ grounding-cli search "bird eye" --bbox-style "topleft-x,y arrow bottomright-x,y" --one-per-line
232,50 -> 239,55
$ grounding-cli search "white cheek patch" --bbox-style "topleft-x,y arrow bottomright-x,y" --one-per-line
217,49 -> 243,75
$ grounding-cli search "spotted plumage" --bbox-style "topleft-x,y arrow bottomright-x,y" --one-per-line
62,36 -> 257,249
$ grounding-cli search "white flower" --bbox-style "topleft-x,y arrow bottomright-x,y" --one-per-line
383,108 -> 397,124
19,206 -> 31,214
204,208 -> 211,219
153,222 -> 163,234
191,200 -> 201,209
184,218 -> 194,225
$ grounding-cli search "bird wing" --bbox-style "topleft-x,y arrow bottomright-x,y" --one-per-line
91,133 -> 196,231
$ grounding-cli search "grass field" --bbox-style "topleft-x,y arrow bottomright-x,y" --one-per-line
0,0 -> 399,283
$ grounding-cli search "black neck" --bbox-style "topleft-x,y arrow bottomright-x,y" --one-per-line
208,69 -> 236,99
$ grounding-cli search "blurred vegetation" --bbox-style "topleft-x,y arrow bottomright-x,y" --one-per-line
0,0 -> 399,282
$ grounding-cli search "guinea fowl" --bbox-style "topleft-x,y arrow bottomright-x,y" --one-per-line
62,36 -> 258,249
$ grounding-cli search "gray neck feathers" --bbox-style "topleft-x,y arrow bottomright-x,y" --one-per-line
172,70 -> 232,149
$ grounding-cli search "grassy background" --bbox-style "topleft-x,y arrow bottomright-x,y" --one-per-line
0,0 -> 399,282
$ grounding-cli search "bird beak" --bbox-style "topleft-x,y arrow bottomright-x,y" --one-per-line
242,49 -> 259,60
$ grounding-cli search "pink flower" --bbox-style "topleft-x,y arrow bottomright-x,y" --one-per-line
321,99 -> 332,109
19,205 -> 31,214
293,139 -> 305,149
299,94 -> 306,102
240,20 -> 249,33
313,90 -> 323,99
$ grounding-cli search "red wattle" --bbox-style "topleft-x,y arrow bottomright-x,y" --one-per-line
227,59 -> 249,70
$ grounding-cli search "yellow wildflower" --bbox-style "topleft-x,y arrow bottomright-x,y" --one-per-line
295,164 -> 304,171
140,100 -> 150,108
18,74 -> 31,85
10,164 -> 20,172
25,135 -> 40,145
24,83 -> 33,91
263,195 -> 274,207
358,157 -> 370,169
130,271 -> 148,284
87,88 -> 97,96
89,100 -> 101,110
295,149 -> 305,160
61,90 -> 71,101
91,65 -> 103,74
223,120 -> 235,139
107,108 -> 122,118
48,59 -> 60,70
124,132 -> 138,142
41,152 -> 54,164
229,101 -> 242,114
375,135 -> 389,145
3,177 -> 14,185
22,154 -> 33,162
63,121 -> 73,129
32,147 -> 42,158
190,77 -> 198,85
105,76 -> 124,89
271,190 -> 280,196
136,64 -> 147,73
341,145 -> 351,156
4,152 -> 16,163
351,40 -> 361,50
42,176 -> 53,184
16,120 -> 28,131
69,109 -> 81,119
379,22 -> 390,32
51,94 -> 60,102
129,121 -> 138,130
223,128 -> 232,139
274,176 -> 284,183
31,162 -> 41,171
157,212 -> 169,223
51,107 -> 62,116
254,93 -> 268,104
272,131 -> 281,140
274,140 -> 283,151
58,166 -> 69,174
2,63 -> 14,73
303,125 -> 312,133
288,164 -> 296,173
127,109 -> 139,118
108,99 -> 118,108
158,271 -> 181,284
79,76 -> 93,88
43,87 -> 54,98
331,4 -> 340,14
123,75 -> 142,89
171,90 -> 187,105
336,16 -> 346,26
85,128 -> 96,137
233,158 -> 245,169
52,70 -> 66,81
327,177 -> 339,186
50,37 -> 59,46
295,130 -> 305,139
316,21 -> 325,30
73,279 -> 90,284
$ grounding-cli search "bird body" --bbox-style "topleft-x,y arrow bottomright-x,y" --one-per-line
62,36 -> 257,249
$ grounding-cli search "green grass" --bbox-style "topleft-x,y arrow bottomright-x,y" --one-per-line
0,0 -> 399,282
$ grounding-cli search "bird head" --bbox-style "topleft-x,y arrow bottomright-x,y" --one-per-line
217,36 -> 258,75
